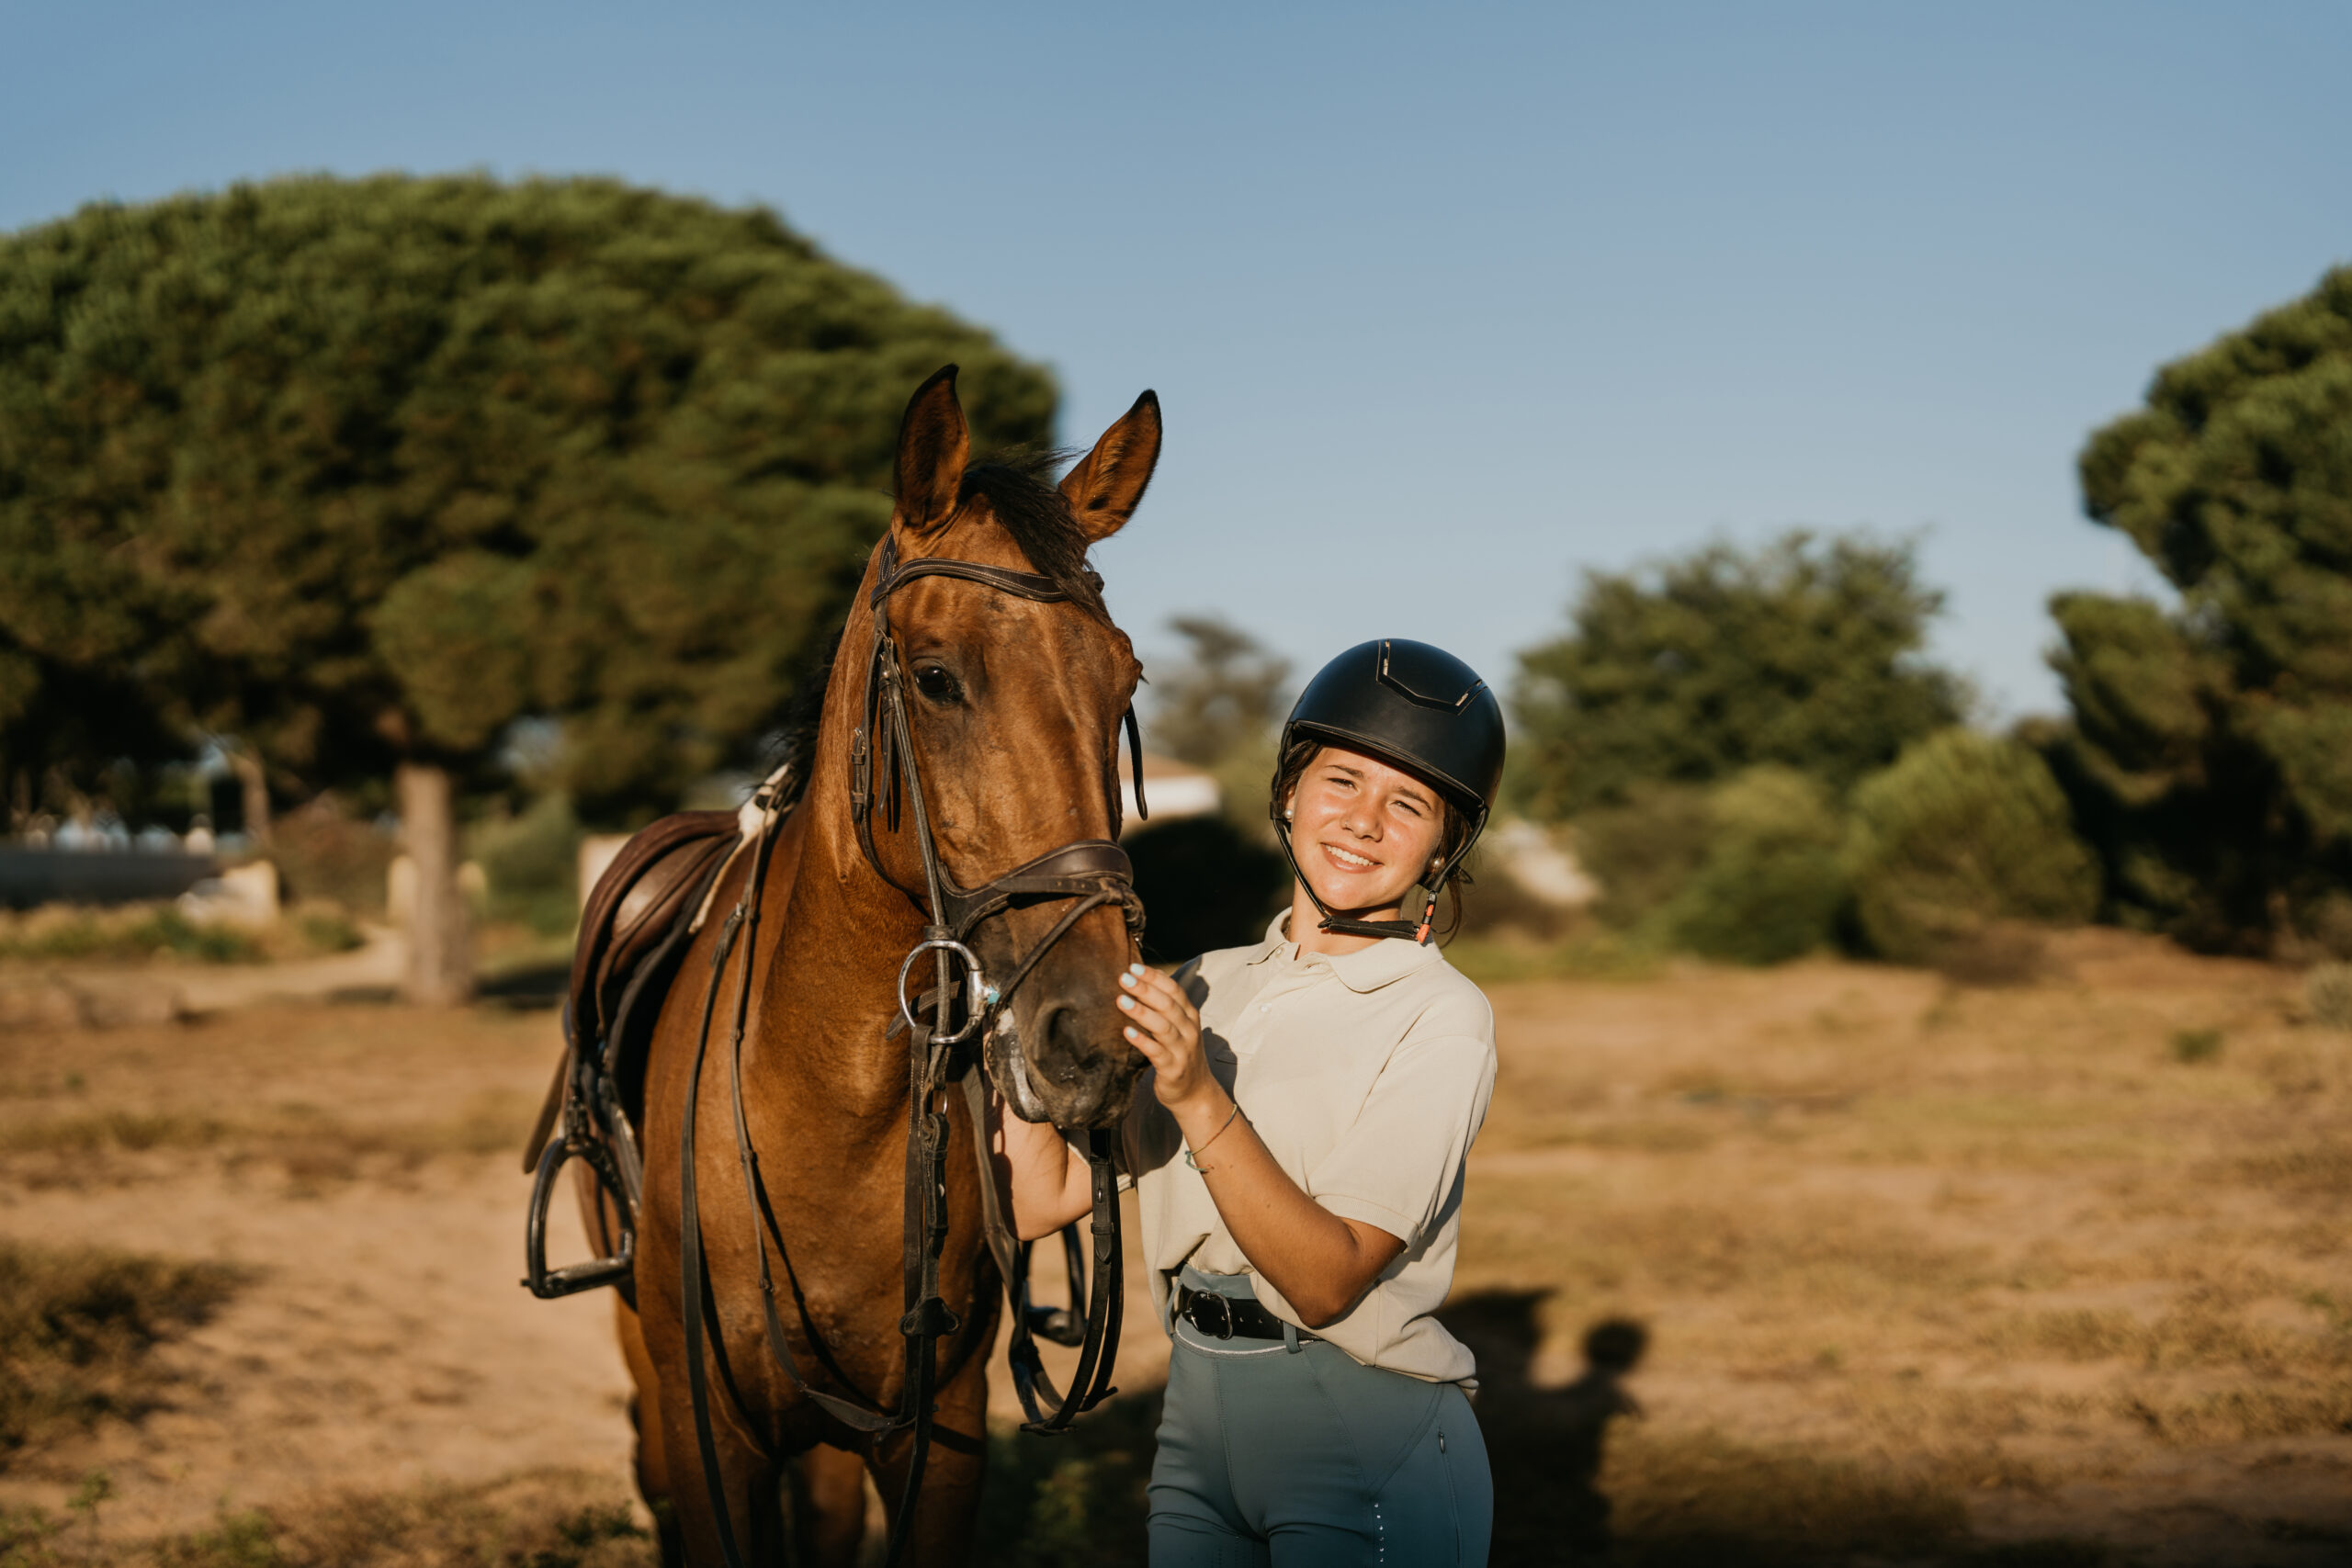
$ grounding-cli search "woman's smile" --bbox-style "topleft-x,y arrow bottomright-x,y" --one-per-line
1319,840 -> 1382,873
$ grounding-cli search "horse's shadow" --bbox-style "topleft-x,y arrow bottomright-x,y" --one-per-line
1442,1290 -> 1647,1567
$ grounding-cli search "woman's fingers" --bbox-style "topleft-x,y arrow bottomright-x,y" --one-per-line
1117,966 -> 1197,1040
1124,964 -> 1194,1017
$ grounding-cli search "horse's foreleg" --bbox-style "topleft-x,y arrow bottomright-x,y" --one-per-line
788,1444 -> 870,1566
651,1367 -> 785,1566
866,1347 -> 991,1568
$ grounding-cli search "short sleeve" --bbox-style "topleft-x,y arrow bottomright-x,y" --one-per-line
1306,1032 -> 1496,1248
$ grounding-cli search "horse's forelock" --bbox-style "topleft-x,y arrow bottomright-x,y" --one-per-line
955,448 -> 1110,623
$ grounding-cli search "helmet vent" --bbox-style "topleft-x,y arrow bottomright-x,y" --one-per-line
1376,639 -> 1483,710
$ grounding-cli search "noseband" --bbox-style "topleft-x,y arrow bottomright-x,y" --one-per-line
852,534 -> 1149,1048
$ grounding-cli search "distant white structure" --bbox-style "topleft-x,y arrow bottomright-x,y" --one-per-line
178,860 -> 280,927
1484,818 -> 1600,909
579,835 -> 630,909
1118,751 -> 1220,833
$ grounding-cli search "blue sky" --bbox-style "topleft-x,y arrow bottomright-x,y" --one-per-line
6,2 -> 2347,721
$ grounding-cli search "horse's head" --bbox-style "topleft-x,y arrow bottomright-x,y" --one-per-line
865,366 -> 1160,1129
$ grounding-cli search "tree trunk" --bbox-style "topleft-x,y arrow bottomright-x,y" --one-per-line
397,761 -> 474,1007
230,749 -> 272,845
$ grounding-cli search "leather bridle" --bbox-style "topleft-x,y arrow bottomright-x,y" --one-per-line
678,533 -> 1144,1568
851,534 -> 1149,1049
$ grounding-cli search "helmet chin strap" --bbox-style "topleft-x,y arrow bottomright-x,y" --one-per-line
1272,817 -> 1446,945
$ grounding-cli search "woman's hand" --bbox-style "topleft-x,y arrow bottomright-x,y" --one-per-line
1116,963 -> 1219,1116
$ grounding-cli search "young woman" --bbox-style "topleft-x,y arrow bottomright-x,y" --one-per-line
1000,638 -> 1505,1566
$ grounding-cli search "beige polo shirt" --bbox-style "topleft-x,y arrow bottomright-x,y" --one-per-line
1119,913 -> 1498,1383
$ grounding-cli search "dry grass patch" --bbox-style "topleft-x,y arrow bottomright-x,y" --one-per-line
2111,1377 -> 2352,1444
1,1469 -> 650,1567
1601,1425 -> 1969,1567
0,1242 -> 244,1467
1975,1303 -> 2352,1374
2233,1132 -> 2352,1195
1468,1181 -> 1992,1311
0,1092 -> 536,1190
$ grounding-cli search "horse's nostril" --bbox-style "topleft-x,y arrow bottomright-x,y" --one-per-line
1043,1004 -> 1091,1077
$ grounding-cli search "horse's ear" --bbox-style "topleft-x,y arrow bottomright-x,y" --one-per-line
895,365 -> 970,534
1059,389 -> 1162,541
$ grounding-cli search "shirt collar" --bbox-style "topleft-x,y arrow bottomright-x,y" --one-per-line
1249,911 -> 1446,993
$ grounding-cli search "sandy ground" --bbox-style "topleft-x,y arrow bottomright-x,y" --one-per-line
2,928 -> 2348,1563
0,995 -> 1162,1553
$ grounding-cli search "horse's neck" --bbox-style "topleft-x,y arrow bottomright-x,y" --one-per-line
744,755 -> 929,1126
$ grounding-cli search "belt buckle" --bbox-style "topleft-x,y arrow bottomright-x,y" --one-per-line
1198,1292 -> 1235,1341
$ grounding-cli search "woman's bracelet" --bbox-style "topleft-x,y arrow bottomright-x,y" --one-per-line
1183,1099 -> 1245,1172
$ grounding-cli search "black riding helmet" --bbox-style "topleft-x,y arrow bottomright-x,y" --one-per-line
1272,638 -> 1507,942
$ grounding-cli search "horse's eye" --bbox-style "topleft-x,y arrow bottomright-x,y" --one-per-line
911,663 -> 960,703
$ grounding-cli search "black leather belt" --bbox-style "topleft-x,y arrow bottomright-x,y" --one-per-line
1175,1284 -> 1319,1344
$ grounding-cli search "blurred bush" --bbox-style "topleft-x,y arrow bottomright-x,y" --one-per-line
1845,728 -> 2098,964
1571,786 -> 1713,936
0,905 -> 258,964
1125,817 -> 1288,965
1663,767 -> 1847,964
268,797 -> 397,914
469,794 -> 584,938
1511,531 -> 1965,819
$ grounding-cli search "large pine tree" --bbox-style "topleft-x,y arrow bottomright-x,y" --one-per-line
0,174 -> 1056,998
2048,266 -> 2352,953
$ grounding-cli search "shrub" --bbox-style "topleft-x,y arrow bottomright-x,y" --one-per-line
1846,729 -> 2098,964
1664,767 -> 1847,964
1572,786 -> 1713,935
1125,817 -> 1288,964
268,796 -> 397,913
469,793 -> 584,937
0,905 -> 261,964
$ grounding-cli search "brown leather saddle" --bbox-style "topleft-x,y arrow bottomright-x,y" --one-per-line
520,809 -> 741,1187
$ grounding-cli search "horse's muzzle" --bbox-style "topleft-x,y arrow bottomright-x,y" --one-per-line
992,991 -> 1141,1130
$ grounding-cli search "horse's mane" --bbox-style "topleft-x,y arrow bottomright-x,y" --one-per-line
760,446 -> 1105,811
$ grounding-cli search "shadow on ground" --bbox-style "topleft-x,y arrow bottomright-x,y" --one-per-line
965,1294 -> 2067,1568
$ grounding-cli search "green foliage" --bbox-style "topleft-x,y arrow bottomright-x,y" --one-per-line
0,174 -> 1055,819
1147,616 -> 1292,771
1570,785 -> 1712,936
1125,816 -> 1289,964
1664,767 -> 1848,965
1846,729 -> 2098,964
469,792 -> 584,936
1513,531 -> 1965,818
0,904 -> 260,964
267,797 -> 396,912
2052,265 -> 2352,952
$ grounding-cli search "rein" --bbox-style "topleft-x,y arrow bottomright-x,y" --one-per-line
678,536 -> 1144,1568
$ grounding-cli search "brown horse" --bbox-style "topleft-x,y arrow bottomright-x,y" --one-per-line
594,367 -> 1160,1564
